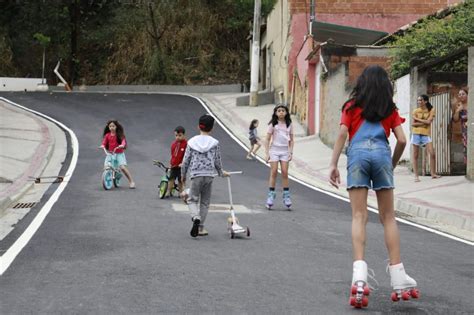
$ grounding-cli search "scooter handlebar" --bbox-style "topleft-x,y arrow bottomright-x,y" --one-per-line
227,171 -> 243,175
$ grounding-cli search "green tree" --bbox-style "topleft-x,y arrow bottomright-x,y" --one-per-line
388,0 -> 474,79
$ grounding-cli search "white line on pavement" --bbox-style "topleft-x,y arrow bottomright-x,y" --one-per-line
189,95 -> 474,247
0,97 -> 79,275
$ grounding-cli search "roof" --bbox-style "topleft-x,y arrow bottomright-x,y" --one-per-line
310,20 -> 388,46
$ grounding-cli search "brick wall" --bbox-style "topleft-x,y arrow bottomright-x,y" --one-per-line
290,0 -> 463,15
290,0 -> 310,14
328,55 -> 391,87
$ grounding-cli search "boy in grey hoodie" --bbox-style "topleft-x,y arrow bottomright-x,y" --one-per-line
181,114 -> 229,237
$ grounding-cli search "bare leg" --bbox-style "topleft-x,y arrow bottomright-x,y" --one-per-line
247,145 -> 254,158
280,161 -> 289,188
348,188 -> 369,261
268,162 -> 278,187
167,177 -> 175,196
375,189 -> 401,265
120,165 -> 135,187
412,145 -> 420,182
252,143 -> 261,155
426,143 -> 440,178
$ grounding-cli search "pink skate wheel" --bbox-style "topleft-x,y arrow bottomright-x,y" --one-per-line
411,288 -> 420,299
401,291 -> 410,300
391,292 -> 399,302
363,286 -> 370,296
349,297 -> 356,306
362,296 -> 369,307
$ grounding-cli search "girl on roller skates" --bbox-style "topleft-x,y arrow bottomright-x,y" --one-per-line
264,104 -> 294,210
329,65 -> 418,308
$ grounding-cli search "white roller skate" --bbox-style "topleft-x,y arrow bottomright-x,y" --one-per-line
389,263 -> 419,301
266,191 -> 276,210
283,190 -> 292,210
349,260 -> 370,308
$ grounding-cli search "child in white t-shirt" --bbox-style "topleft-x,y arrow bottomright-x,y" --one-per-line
264,105 -> 294,209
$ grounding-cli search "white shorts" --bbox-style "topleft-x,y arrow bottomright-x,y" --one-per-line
269,147 -> 290,162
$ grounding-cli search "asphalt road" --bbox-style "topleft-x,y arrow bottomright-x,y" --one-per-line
0,93 -> 472,314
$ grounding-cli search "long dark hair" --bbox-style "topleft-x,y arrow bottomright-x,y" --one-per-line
269,104 -> 292,127
420,94 -> 433,112
103,120 -> 125,149
342,65 -> 397,122
249,119 -> 259,130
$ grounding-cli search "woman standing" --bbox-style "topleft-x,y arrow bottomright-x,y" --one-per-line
411,94 -> 441,182
453,88 -> 468,164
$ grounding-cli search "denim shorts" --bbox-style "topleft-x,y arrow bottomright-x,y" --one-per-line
346,143 -> 394,191
104,152 -> 127,168
411,134 -> 432,146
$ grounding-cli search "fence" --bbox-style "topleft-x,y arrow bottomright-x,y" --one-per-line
423,92 -> 451,175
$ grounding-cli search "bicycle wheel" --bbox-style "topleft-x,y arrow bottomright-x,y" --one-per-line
102,169 -> 114,190
159,180 -> 168,199
114,171 -> 122,188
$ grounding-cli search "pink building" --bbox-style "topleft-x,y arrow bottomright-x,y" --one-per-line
278,0 -> 464,135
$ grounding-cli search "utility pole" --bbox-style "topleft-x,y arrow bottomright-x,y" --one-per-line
249,0 -> 261,106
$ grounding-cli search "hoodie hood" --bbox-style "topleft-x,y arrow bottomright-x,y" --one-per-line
188,135 -> 218,153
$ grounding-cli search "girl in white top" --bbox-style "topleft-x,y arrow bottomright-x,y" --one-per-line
264,104 -> 294,209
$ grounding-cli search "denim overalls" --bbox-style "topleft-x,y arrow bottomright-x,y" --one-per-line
346,120 -> 394,191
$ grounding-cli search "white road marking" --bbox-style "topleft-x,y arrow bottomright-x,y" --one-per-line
172,203 -> 260,214
0,97 -> 79,275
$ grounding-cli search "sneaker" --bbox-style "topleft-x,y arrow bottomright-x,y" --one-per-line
198,227 -> 208,236
190,218 -> 200,237
129,182 -> 136,189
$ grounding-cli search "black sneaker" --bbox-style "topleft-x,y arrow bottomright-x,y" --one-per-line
190,218 -> 200,237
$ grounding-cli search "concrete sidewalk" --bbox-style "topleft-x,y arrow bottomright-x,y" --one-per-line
196,92 -> 473,242
0,100 -> 66,240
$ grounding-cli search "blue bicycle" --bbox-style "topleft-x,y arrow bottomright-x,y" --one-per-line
102,147 -> 123,190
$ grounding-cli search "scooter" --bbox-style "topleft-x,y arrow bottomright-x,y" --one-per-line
226,171 -> 250,239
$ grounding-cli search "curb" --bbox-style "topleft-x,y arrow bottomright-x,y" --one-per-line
0,102 -> 55,217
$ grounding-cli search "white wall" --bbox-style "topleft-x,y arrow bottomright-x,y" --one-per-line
392,74 -> 411,161
260,0 -> 290,100
0,78 -> 45,91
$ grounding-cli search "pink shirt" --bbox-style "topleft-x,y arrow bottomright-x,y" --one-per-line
102,133 -> 127,153
267,122 -> 292,147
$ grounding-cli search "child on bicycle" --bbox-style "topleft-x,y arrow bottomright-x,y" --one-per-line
100,120 -> 136,189
168,126 -> 187,197
264,104 -> 294,209
329,65 -> 417,306
181,114 -> 229,237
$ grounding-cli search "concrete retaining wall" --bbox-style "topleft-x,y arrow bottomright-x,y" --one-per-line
0,78 -> 44,92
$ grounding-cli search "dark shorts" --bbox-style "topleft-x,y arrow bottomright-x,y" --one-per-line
169,167 -> 181,181
250,138 -> 258,145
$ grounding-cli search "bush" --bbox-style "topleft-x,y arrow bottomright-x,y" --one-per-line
388,1 -> 474,79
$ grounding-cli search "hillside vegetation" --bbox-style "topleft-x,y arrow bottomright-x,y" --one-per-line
0,0 -> 275,86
